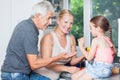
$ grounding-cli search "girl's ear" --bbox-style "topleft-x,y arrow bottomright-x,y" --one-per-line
97,26 -> 101,32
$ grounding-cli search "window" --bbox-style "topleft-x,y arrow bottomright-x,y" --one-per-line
83,0 -> 119,61
70,0 -> 84,45
70,0 -> 120,60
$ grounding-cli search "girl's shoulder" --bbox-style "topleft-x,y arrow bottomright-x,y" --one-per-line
95,36 -> 109,42
92,37 -> 105,45
97,36 -> 111,43
92,37 -> 99,43
95,36 -> 112,47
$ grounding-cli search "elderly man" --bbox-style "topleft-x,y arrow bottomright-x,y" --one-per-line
1,1 -> 67,80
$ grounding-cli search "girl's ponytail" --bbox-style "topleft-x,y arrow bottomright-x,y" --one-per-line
109,26 -> 112,41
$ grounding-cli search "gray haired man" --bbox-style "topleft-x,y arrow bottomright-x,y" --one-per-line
1,1 -> 67,80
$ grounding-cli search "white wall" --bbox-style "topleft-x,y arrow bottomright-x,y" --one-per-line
0,0 -> 43,73
0,0 -> 12,72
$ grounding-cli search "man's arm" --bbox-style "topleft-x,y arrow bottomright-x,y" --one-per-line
27,33 -> 69,70
27,52 -> 67,70
27,54 -> 51,70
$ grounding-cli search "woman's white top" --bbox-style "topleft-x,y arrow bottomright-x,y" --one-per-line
34,31 -> 72,80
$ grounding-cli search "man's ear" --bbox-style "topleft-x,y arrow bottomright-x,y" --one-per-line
35,13 -> 41,19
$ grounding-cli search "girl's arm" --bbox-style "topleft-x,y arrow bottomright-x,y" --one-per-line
78,37 -> 98,61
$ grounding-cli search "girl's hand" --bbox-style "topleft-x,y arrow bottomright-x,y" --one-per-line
58,52 -> 76,60
78,37 -> 85,48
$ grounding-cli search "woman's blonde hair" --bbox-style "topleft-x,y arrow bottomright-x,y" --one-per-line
57,9 -> 74,19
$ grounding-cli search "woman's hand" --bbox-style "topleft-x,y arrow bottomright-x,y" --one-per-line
57,52 -> 68,60
58,52 -> 76,60
67,66 -> 80,73
65,52 -> 76,58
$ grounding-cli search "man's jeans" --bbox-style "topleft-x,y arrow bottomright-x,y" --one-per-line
30,72 -> 51,80
1,72 -> 29,80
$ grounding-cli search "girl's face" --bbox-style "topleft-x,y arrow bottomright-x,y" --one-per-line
57,14 -> 74,34
89,22 -> 99,37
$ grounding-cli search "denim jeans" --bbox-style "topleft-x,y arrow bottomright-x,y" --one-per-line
30,72 -> 51,80
1,72 -> 29,80
86,61 -> 113,79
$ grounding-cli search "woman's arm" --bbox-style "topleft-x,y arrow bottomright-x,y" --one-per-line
41,33 -> 69,63
41,33 -> 79,73
69,35 -> 85,65
46,63 -> 79,73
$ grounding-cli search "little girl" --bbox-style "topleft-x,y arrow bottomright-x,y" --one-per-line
72,15 -> 116,80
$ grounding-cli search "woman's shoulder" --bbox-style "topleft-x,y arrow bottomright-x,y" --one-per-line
68,33 -> 74,39
41,32 -> 54,45
42,32 -> 53,40
69,34 -> 74,38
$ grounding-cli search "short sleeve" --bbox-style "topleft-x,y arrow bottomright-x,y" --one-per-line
24,32 -> 39,54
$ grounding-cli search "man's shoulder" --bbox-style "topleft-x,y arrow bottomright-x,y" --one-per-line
18,19 -> 31,26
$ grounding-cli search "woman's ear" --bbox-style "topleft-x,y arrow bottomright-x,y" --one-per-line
56,17 -> 60,25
